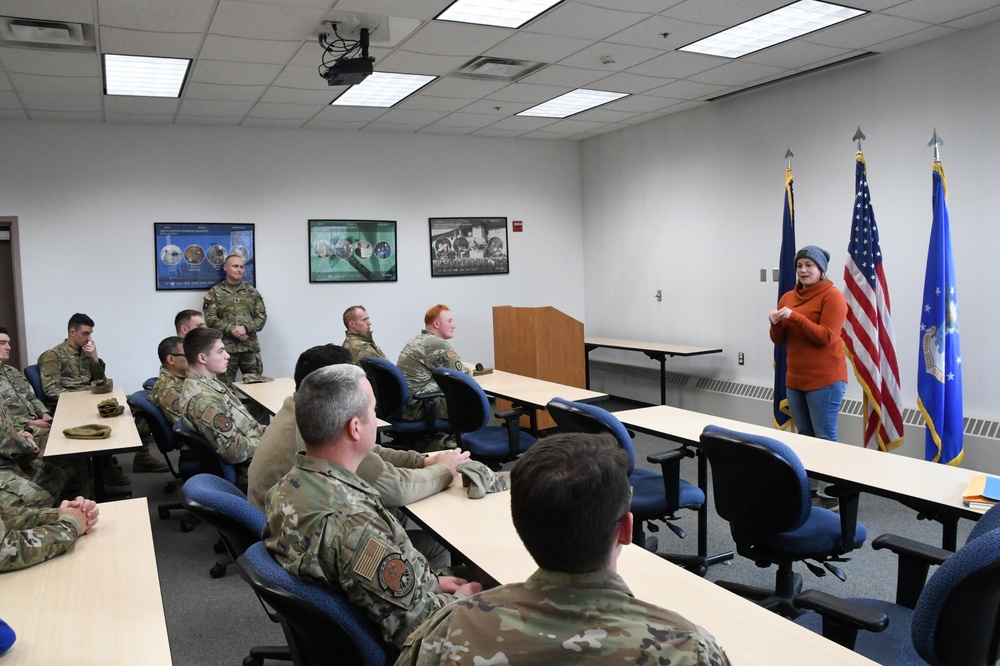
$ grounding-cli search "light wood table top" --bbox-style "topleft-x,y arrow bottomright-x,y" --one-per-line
235,376 -> 389,428
474,369 -> 606,409
44,389 -> 144,459
0,498 -> 172,665
616,405 -> 982,520
586,336 -> 723,356
404,481 -> 874,665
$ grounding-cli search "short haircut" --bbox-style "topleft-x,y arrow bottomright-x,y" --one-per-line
424,304 -> 450,328
293,344 -> 353,388
0,327 -> 8,336
174,309 -> 203,332
511,433 -> 632,573
184,327 -> 222,365
295,364 -> 369,448
225,254 -> 242,264
342,305 -> 365,329
157,336 -> 184,364
68,313 -> 94,330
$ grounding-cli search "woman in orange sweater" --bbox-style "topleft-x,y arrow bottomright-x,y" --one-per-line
769,245 -> 848,442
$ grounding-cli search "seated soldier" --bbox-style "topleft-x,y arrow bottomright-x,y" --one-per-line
0,495 -> 99,571
0,327 -> 53,448
0,404 -> 65,508
148,336 -> 187,424
397,304 -> 471,422
263,364 -> 481,651
398,433 -> 731,665
179,327 -> 263,492
341,305 -> 387,363
174,309 -> 206,337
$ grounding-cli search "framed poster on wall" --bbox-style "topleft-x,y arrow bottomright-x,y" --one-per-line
308,219 -> 397,283
429,217 -> 509,277
154,223 -> 256,291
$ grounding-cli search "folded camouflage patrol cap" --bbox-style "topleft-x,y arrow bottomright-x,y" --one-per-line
91,378 -> 114,394
457,461 -> 510,499
63,424 -> 111,439
97,398 -> 125,417
240,374 -> 273,384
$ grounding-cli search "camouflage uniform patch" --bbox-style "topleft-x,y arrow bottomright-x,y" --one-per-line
179,372 -> 261,466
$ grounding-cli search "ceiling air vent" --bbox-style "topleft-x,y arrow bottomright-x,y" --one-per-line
0,17 -> 94,51
452,56 -> 545,82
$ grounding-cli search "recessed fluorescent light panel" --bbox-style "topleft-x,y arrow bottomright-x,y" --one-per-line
436,0 -> 564,29
680,1 -> 866,59
517,88 -> 628,118
331,72 -> 437,108
103,54 -> 190,97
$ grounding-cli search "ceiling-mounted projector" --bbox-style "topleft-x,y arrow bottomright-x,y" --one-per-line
321,57 -> 374,86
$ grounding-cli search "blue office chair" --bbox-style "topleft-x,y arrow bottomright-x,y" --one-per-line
547,398 -> 707,564
795,521 -> 1000,665
172,420 -> 238,487
433,367 -> 536,466
699,425 -> 867,618
237,542 -> 391,666
359,357 -> 449,446
127,389 -> 197,531
142,376 -> 158,390
23,364 -> 56,412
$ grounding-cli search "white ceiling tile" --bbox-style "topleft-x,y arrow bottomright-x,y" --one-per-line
312,104 -> 387,121
377,107 -> 450,125
625,50 -> 721,78
485,31 -> 591,62
487,82 -> 572,103
191,60 -> 282,85
431,112 -> 500,129
470,127 -> 531,138
185,81 -> 267,101
98,0 -> 216,32
200,34 -> 303,64
302,119 -> 368,130
99,27 -> 204,58
259,86 -> 334,104
602,94 -> 682,113
175,114 -> 242,125
362,121 -> 424,133
556,42 -> 665,71
803,13 -> 930,50
570,107 -> 644,123
605,16 -> 716,50
517,64 -> 609,88
20,92 -> 100,111
588,72 -> 673,94
328,0 -> 449,22
945,5 -> 1000,29
417,124 -> 475,135
179,98 -> 255,116
210,1 -> 327,40
868,25 -> 959,52
525,3 -> 650,41
104,112 -> 176,124
741,39 -> 852,70
28,110 -> 102,121
0,0 -> 94,23
881,0 -> 1000,25
421,76 -> 508,99
582,0 -> 685,12
0,90 -> 20,107
0,75 -> 10,91
394,94 -> 470,112
0,47 -> 100,76
248,101 -> 319,119
688,61 -> 785,86
0,108 -> 27,119
485,114 -> 558,131
661,0 -> 789,27
8,73 -> 97,95
644,78 -> 727,100
272,65 -> 326,89
235,0 -> 335,10
104,96 -> 181,113
377,50 -> 468,76
396,22 -> 509,57
459,98 -> 525,114
242,116 -> 306,127
532,117 -> 605,133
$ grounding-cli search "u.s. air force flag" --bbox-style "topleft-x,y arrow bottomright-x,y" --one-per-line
917,161 -> 963,465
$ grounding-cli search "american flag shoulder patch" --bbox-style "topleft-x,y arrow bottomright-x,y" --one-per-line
353,537 -> 387,581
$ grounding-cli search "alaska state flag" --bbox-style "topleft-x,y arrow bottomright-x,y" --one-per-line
773,168 -> 796,429
917,162 -> 963,465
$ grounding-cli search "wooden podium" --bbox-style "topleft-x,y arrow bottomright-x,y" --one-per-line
492,305 -> 585,430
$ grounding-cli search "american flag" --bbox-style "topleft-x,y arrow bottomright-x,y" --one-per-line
841,154 -> 904,451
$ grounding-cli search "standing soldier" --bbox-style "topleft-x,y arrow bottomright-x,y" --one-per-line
342,305 -> 387,363
203,254 -> 267,386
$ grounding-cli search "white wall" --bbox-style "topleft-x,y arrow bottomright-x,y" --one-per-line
0,123 -> 585,390
581,20 -> 1000,437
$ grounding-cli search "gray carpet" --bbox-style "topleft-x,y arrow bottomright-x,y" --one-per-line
120,398 -> 975,665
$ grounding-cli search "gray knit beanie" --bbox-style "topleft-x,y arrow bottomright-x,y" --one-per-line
794,245 -> 830,274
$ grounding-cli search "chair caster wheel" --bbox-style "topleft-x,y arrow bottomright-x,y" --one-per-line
210,564 -> 227,578
180,519 -> 196,533
243,658 -> 263,666
158,507 -> 170,520
213,539 -> 227,554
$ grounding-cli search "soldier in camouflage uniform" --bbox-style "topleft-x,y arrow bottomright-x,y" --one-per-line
342,305 -> 387,363
37,313 -> 109,397
148,336 -> 187,424
397,433 -> 731,666
0,495 -> 99,571
0,327 -> 53,449
203,255 -> 267,386
263,364 -> 481,650
179,328 -> 263,491
0,403 -> 65,508
397,305 -> 471,421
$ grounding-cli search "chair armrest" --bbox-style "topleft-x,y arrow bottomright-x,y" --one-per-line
647,447 -> 695,465
823,484 -> 860,553
494,408 -> 525,459
647,447 -> 695,512
872,533 -> 951,608
494,408 -> 525,422
795,589 -> 889,649
414,390 -> 444,431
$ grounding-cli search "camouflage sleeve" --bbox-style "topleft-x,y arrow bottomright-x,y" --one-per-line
396,604 -> 459,666
202,287 -> 222,330
89,357 -> 107,382
186,394 -> 259,465
248,289 -> 267,333
426,342 -> 469,376
0,506 -> 82,572
329,517 -> 452,649
370,465 -> 453,509
372,445 -> 424,470
9,370 -> 48,418
0,425 -> 32,461
37,350 -> 65,397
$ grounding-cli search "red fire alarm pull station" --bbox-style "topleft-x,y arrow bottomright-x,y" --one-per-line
512,220 -> 523,232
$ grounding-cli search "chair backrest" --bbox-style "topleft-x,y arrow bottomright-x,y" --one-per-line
173,420 -> 238,485
237,542 -> 390,666
432,368 -> 489,433
359,357 -> 407,420
142,376 -> 158,391
179,473 -> 264,558
699,425 -> 811,536
546,397 -> 636,474
967,502 -> 1000,544
127,389 -> 177,455
913,527 -> 1000,665
23,364 -> 55,410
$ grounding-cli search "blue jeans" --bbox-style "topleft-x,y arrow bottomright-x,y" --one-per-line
786,381 -> 846,442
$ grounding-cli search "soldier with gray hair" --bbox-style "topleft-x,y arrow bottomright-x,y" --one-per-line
263,364 -> 482,651
397,433 -> 730,665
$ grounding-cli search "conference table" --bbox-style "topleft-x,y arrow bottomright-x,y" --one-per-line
404,481 -> 874,664
616,405 -> 983,549
473,369 -> 606,433
585,336 -> 723,405
44,389 -> 145,501
0,498 -> 172,665
235,377 -> 389,428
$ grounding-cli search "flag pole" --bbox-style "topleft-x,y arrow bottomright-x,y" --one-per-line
928,127 -> 943,162
785,146 -> 794,169
853,124 -> 866,153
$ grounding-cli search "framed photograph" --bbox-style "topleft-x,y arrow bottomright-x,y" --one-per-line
309,219 -> 397,283
429,217 -> 509,277
154,223 -> 256,291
